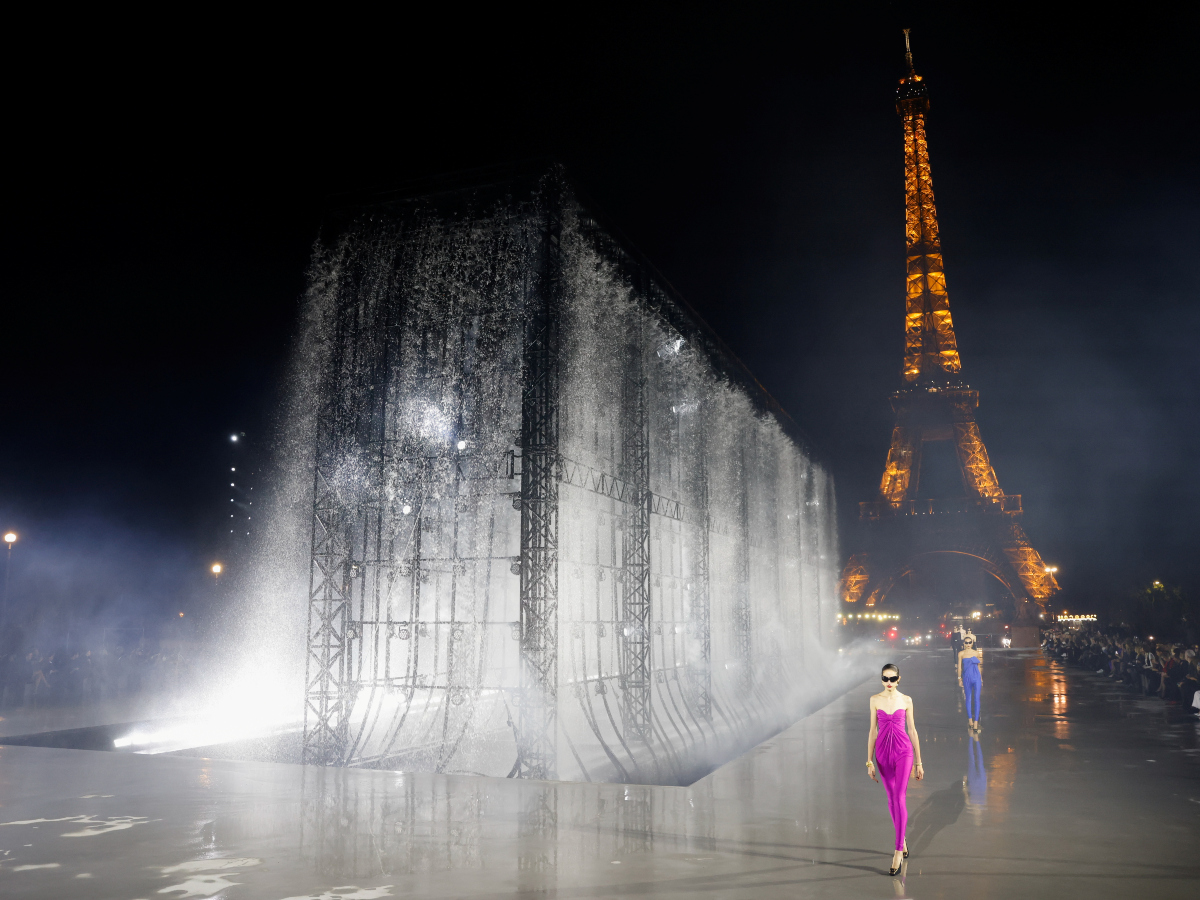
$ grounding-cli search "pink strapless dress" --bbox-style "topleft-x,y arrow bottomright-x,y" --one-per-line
875,707 -> 914,851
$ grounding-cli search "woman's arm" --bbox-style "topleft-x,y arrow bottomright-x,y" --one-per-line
956,650 -> 962,682
866,697 -> 879,781
977,649 -> 984,682
906,698 -> 924,780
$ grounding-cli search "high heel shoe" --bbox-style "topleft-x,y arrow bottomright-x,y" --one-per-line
903,841 -> 909,859
889,860 -> 902,876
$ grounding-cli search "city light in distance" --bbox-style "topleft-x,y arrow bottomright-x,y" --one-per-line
211,563 -> 223,575
3,532 -> 15,545
231,435 -> 238,442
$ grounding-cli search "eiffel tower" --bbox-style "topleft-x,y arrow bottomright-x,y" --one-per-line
840,31 -> 1059,637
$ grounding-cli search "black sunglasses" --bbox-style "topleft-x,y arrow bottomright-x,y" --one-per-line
881,675 -> 899,683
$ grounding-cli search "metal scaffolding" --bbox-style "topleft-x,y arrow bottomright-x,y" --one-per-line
733,446 -> 753,696
298,166 -> 838,781
619,335 -> 652,742
515,194 -> 563,781
685,404 -> 712,720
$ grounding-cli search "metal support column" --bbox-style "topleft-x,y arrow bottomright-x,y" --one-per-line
303,455 -> 354,765
733,445 -> 753,696
302,257 -> 395,766
515,190 -> 562,780
687,400 -> 712,719
619,335 -> 652,741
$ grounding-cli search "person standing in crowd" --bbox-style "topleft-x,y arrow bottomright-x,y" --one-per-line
951,623 -> 964,660
957,633 -> 984,731
866,662 -> 925,876
1180,649 -> 1199,712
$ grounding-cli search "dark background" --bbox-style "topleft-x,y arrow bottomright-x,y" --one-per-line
1,3 -> 1197,634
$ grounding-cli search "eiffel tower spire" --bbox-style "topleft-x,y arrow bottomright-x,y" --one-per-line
897,29 -> 962,384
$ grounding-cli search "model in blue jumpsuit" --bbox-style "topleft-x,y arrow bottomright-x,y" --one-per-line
961,655 -> 982,726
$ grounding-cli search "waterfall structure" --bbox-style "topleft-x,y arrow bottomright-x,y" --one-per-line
300,167 -> 839,783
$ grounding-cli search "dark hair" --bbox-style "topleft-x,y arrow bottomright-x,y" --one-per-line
881,663 -> 899,677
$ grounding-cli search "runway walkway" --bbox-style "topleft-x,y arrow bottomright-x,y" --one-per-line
0,649 -> 1197,898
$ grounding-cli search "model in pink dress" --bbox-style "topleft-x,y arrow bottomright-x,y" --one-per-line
866,662 -> 925,875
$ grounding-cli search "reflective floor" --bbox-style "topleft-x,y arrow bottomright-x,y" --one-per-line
1,650 -> 1197,898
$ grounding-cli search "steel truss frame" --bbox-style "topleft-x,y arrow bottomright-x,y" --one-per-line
619,329 -> 652,742
733,445 -> 753,696
303,463 -> 354,765
514,190 -> 563,780
303,258 -> 396,766
685,390 -> 712,719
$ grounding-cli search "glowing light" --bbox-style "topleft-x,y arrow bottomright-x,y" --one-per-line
110,666 -> 301,754
418,403 -> 452,442
231,435 -> 238,442
3,532 -> 15,545
456,440 -> 467,450
1045,566 -> 1058,573
402,505 -> 412,515
178,612 -> 185,617
211,563 -> 223,575
1153,581 -> 1162,587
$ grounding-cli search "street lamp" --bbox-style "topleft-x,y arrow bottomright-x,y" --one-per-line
1045,566 -> 1058,574
2,531 -> 15,620
212,563 -> 223,577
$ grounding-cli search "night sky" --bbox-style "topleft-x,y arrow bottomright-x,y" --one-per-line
2,5 -> 1197,628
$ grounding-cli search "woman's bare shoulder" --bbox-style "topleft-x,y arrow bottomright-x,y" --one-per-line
869,692 -> 881,708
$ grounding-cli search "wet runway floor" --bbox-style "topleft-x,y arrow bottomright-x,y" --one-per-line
0,649 -> 1197,898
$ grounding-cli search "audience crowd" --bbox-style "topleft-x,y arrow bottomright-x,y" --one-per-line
0,641 -> 194,709
1042,628 -> 1200,715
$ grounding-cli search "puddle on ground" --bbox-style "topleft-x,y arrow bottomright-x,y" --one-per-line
161,858 -> 261,875
279,889 -> 393,900
0,814 -> 152,837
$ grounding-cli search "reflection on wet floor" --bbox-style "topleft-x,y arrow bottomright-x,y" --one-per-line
0,650 -> 1197,898
964,733 -> 987,812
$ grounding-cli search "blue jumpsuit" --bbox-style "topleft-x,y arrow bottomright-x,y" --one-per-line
961,655 -> 982,721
